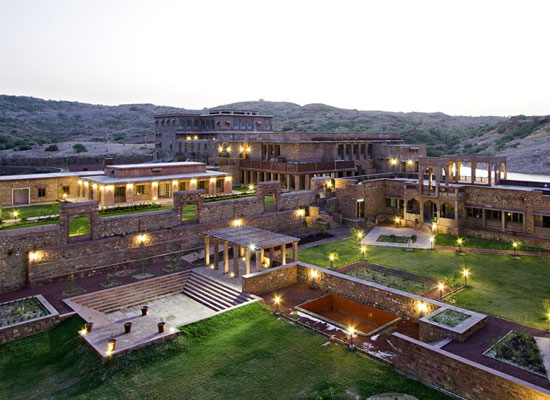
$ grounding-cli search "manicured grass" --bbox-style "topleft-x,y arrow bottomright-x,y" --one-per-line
377,234 -> 410,244
3,203 -> 60,219
182,203 -> 197,221
0,303 -> 449,400
435,233 -> 549,253
299,238 -> 550,329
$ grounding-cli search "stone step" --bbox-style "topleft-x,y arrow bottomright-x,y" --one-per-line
186,273 -> 243,299
181,286 -> 225,312
185,276 -> 251,307
77,273 -> 191,308
100,285 -> 190,314
189,272 -> 243,296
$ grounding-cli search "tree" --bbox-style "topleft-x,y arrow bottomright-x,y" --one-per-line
45,144 -> 58,151
73,143 -> 87,153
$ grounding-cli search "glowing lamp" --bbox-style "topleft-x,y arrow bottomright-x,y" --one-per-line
310,269 -> 319,279
246,147 -> 251,153
249,244 -> 256,251
29,251 -> 39,262
513,242 -> 518,248
390,158 -> 398,166
78,328 -> 87,337
186,136 -> 191,141
232,219 -> 243,227
230,272 -> 235,278
193,135 -> 198,140
152,196 -> 158,201
126,183 -> 133,189
210,177 -> 216,183
191,179 -> 197,185
92,184 -> 98,190
11,210 -> 19,218
239,146 -> 244,153
225,176 -> 232,182
78,180 -> 82,185
62,193 -> 68,199
218,146 -> 223,153
152,181 -> 158,187
84,181 -> 89,187
137,234 -> 147,245
329,254 -> 335,261
106,339 -> 116,355
297,209 -> 305,217
407,160 -> 413,165
248,184 -> 254,191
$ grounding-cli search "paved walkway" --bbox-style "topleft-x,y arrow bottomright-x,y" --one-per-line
361,226 -> 433,249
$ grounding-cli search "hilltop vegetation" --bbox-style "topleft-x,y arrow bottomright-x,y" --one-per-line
0,95 -> 548,173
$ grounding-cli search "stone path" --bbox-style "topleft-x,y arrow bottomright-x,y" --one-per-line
535,337 -> 550,383
361,226 -> 433,249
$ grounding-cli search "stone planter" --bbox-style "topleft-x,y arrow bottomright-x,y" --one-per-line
85,322 -> 94,333
124,322 -> 132,334
141,306 -> 148,316
158,321 -> 166,333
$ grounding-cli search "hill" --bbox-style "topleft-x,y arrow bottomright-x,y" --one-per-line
0,95 -> 548,173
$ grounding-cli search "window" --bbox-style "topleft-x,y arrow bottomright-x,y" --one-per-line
37,188 -> 46,197
198,180 -> 207,190
247,119 -> 253,130
486,209 -> 501,221
534,215 -> 550,228
216,179 -> 223,188
136,185 -> 149,195
505,212 -> 523,224
466,207 -> 482,219
62,186 -> 70,195
234,119 -> 240,129
179,181 -> 188,191
114,187 -> 126,197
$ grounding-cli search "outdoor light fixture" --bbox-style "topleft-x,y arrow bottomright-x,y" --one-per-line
92,184 -> 98,190
248,184 -> 254,191
78,327 -> 88,337
457,238 -> 464,253
325,181 -> 333,189
432,222 -> 437,231
462,269 -> 469,286
172,180 -> 178,186
187,136 -> 191,141
225,176 -> 232,181
11,210 -> 19,219
417,302 -> 428,316
191,179 -> 197,185
152,181 -> 158,187
62,193 -> 68,199
360,246 -> 367,261
246,147 -> 251,153
194,135 -> 198,140
218,146 -> 223,153
357,230 -> 364,240
232,219 -> 243,227
230,272 -> 235,278
438,282 -> 445,300
137,234 -> 147,245
106,339 -> 116,356
297,209 -> 305,217
210,264 -> 215,270
430,237 -> 434,250
210,177 -> 216,183
152,196 -> 158,201
239,146 -> 244,153
390,158 -> 398,166
512,241 -> 519,256
407,160 -> 413,165
273,295 -> 281,314
126,183 -> 133,189
100,185 -> 104,191
249,244 -> 256,251
310,269 -> 319,279
28,251 -> 40,262
348,327 -> 356,349
329,252 -> 336,268
84,181 -> 89,187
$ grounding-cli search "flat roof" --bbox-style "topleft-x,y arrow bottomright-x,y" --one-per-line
107,162 -> 204,169
0,170 -> 103,182
203,226 -> 299,250
82,171 -> 229,185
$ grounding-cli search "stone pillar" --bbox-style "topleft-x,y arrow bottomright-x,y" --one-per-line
126,184 -> 134,204
244,171 -> 249,185
205,235 -> 210,266
213,239 -> 219,269
269,247 -> 274,267
233,244 -> 240,277
487,163 -> 492,186
471,162 -> 476,184
454,200 -> 459,228
281,243 -> 287,265
286,174 -> 291,190
255,250 -> 262,272
224,240 -> 229,273
209,179 -> 216,195
224,177 -> 232,193
419,199 -> 424,223
501,211 -> 506,231
522,213 -> 526,233
403,197 -> 408,225
305,175 -> 310,190
292,241 -> 298,262
482,209 -> 486,227
245,248 -> 251,275
260,249 -> 265,268
436,201 -> 440,221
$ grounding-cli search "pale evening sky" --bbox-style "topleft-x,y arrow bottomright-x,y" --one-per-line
0,0 -> 548,116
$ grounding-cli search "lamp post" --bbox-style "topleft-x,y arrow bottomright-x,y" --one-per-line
462,269 -> 469,287
273,295 -> 281,315
512,241 -> 519,257
438,282 -> 445,300
329,252 -> 336,269
457,238 -> 463,253
356,230 -> 364,241
430,237 -> 434,250
348,327 -> 356,350
395,216 -> 400,228
360,246 -> 367,261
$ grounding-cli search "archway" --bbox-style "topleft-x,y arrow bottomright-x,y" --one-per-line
423,200 -> 437,223
69,216 -> 90,237
441,202 -> 455,219
182,203 -> 198,222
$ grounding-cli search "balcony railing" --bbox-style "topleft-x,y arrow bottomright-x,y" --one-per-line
239,159 -> 355,174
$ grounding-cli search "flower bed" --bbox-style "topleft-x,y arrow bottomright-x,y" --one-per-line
347,266 -> 433,295
0,297 -> 49,327
429,309 -> 470,328
485,330 -> 547,376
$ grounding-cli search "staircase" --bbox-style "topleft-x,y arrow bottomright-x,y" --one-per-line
69,270 -> 256,315
182,272 -> 255,312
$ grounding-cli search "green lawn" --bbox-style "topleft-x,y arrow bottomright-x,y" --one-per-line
299,238 -> 550,329
0,303 -> 448,400
3,203 -> 60,219
182,203 -> 197,221
435,233 -> 549,253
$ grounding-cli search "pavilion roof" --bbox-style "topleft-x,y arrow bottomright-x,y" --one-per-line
203,226 -> 299,250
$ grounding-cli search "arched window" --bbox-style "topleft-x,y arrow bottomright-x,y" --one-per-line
182,203 -> 198,222
69,216 -> 90,237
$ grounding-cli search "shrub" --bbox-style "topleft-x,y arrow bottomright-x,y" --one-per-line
45,144 -> 58,151
73,143 -> 87,153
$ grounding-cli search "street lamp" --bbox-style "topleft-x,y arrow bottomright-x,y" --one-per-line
512,241 -> 519,257
430,237 -> 434,250
356,230 -> 364,241
462,269 -> 469,287
395,216 -> 400,227
438,282 -> 445,300
360,246 -> 367,261
329,253 -> 336,269
457,238 -> 463,253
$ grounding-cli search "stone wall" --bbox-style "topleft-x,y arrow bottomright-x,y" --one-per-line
391,332 -> 550,400
242,263 -> 298,295
0,181 -> 313,294
0,176 -> 79,207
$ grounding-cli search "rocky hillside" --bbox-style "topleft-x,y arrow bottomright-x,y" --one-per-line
0,95 -> 548,173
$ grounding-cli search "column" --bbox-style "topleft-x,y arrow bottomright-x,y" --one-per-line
454,200 -> 459,228
281,243 -> 287,265
224,241 -> 229,273
213,239 -> 219,269
245,248 -> 251,275
487,163 -> 492,186
482,209 -> 486,227
436,201 -> 440,221
292,241 -> 298,262
244,170 -> 249,185
295,175 -> 302,190
403,196 -> 408,224
260,249 -> 265,268
305,175 -> 310,190
419,199 -> 424,223
501,211 -> 506,231
233,244 -> 240,277
269,247 -> 274,267
471,162 -> 476,184
205,235 -> 210,266
255,250 -> 262,272
286,174 -> 291,190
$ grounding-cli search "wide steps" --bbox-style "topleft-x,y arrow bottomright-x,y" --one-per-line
181,272 -> 254,312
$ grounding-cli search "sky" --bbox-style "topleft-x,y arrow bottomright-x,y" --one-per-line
0,0 -> 549,116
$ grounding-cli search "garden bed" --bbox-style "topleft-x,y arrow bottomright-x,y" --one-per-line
0,297 -> 49,327
429,309 -> 470,328
484,330 -> 547,377
347,266 -> 434,295
377,235 -> 411,244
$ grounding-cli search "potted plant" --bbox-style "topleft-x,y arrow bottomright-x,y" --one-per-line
158,318 -> 166,333
124,321 -> 132,334
141,305 -> 149,316
85,321 -> 94,333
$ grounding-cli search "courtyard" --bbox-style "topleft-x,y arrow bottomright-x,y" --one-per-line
298,237 -> 550,329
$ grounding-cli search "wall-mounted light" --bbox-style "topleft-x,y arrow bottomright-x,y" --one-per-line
186,136 -> 191,141
225,176 -> 232,182
28,251 -> 41,262
407,160 -> 413,165
193,135 -> 198,140
152,182 -> 158,187
210,177 -> 216,183
390,158 -> 398,166
310,269 -> 319,279
137,234 -> 148,246
172,180 -> 178,186
297,209 -> 305,217
78,180 -> 82,185
126,183 -> 133,189
239,146 -> 244,153
107,185 -> 114,191
232,219 -> 243,227
100,185 -> 105,191
84,181 -> 89,187
249,244 -> 256,251
92,184 -> 98,190
191,179 -> 197,185
218,146 -> 223,153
